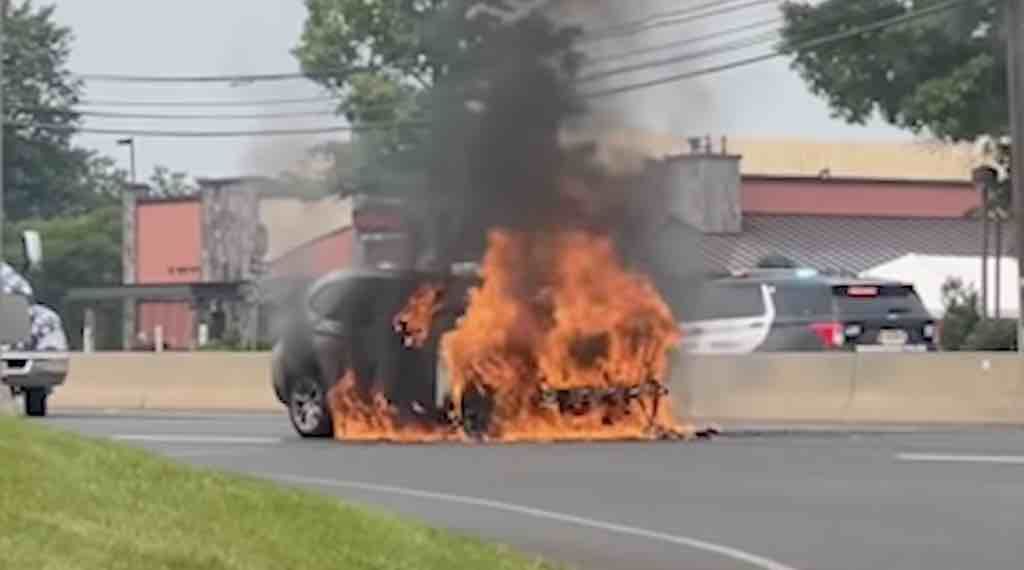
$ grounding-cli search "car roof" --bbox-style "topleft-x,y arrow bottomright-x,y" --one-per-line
710,269 -> 914,289
309,266 -> 480,293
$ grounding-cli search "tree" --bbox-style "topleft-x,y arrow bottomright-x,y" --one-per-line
3,1 -> 124,220
939,277 -> 980,350
147,165 -> 198,198
293,1 -> 584,197
780,0 -> 1006,142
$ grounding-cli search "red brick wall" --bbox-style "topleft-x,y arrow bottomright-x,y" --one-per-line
136,200 -> 203,283
742,177 -> 978,218
137,301 -> 195,350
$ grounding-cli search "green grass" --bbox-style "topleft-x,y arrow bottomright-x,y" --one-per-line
0,416 -> 558,570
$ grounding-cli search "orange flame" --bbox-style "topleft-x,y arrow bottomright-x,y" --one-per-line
327,229 -> 695,443
329,371 -> 462,443
441,228 -> 693,442
393,283 -> 445,348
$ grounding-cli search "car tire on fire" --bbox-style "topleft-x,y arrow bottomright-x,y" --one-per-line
287,375 -> 333,438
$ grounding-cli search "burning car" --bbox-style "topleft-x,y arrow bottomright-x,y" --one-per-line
271,267 -> 469,438
271,230 -> 694,443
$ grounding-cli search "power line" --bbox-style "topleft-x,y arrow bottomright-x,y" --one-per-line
582,0 -> 978,99
585,17 -> 781,66
75,71 -> 315,84
578,29 -> 779,84
582,0 -> 779,43
15,121 -> 428,138
78,95 -> 340,108
56,109 -> 338,121
30,0 -> 974,137
72,2 -> 777,85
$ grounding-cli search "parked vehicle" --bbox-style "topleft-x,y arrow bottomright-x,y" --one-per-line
678,268 -> 938,354
1,231 -> 71,417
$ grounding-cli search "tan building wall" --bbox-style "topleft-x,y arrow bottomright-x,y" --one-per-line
563,128 -> 986,182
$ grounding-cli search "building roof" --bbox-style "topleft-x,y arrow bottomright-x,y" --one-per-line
862,254 -> 1019,318
702,215 -> 1012,275
563,128 -> 984,182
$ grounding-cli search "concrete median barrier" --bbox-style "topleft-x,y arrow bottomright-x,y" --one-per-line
676,352 -> 1024,425
844,353 -> 1024,424
672,353 -> 857,423
44,351 -> 1024,425
51,352 -> 278,412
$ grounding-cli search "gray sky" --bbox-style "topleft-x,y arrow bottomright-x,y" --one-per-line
51,1 -> 910,180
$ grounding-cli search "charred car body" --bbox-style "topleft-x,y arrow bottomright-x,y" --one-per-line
270,265 -> 674,438
271,267 -> 473,437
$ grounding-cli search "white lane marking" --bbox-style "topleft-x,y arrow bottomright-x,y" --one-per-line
112,435 -> 282,445
165,448 -> 261,459
266,473 -> 798,570
897,453 -> 1024,465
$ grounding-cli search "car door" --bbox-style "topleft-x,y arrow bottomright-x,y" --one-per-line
679,281 -> 774,354
306,276 -> 362,389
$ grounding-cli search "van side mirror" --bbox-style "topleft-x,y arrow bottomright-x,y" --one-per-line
22,230 -> 43,271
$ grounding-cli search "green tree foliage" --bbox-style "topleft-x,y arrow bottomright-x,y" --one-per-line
293,1 -> 584,197
4,1 -> 125,220
938,277 -> 1017,351
963,318 -> 1017,351
780,0 -> 1006,141
146,165 -> 198,198
939,277 -> 980,350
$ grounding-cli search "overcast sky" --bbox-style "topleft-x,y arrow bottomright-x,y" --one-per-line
50,1 -> 910,181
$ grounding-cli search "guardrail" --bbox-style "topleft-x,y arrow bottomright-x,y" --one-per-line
48,351 -> 1024,425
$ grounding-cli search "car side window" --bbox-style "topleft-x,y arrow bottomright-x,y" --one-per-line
309,282 -> 350,320
688,283 -> 766,321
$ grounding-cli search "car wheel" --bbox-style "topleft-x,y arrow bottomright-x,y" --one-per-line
460,384 -> 494,440
24,388 -> 48,417
288,376 -> 333,438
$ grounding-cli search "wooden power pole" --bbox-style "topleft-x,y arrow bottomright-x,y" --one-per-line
1010,0 -> 1024,351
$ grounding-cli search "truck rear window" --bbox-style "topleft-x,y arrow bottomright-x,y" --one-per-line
832,284 -> 929,317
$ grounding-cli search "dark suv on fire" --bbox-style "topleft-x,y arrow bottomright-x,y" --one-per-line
271,267 -> 478,437
677,268 -> 938,354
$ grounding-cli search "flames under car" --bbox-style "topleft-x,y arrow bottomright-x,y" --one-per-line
271,267 -> 690,440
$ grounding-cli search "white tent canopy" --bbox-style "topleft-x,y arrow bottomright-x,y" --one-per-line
860,254 -> 1019,319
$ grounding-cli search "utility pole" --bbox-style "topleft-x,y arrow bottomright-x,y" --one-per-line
1,0 -> 7,257
1009,0 -> 1024,351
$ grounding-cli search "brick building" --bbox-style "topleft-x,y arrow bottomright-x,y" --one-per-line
69,137 -> 1000,350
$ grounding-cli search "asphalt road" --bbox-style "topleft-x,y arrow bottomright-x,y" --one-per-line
43,411 -> 1024,570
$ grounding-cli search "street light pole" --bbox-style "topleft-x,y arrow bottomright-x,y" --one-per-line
117,137 -> 136,183
1008,0 -> 1024,351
